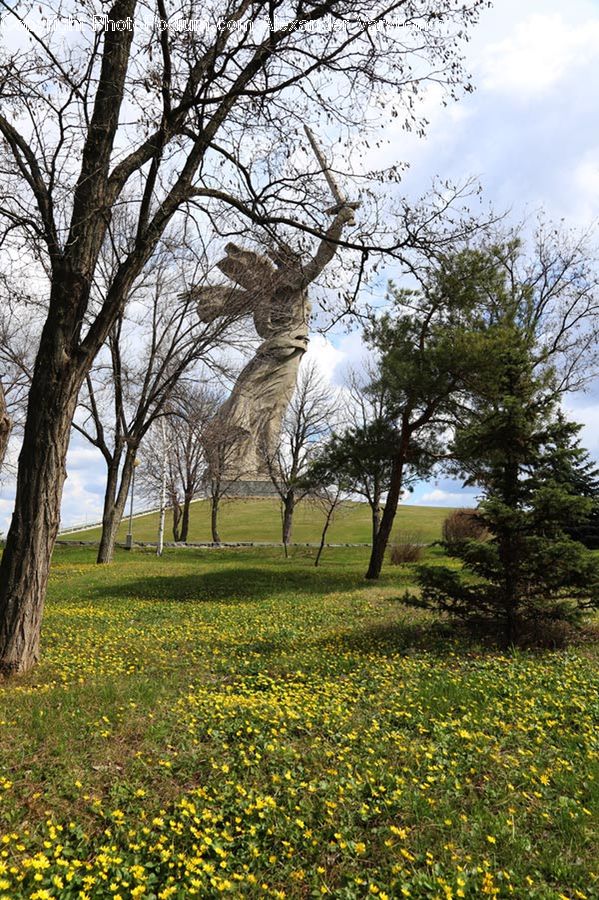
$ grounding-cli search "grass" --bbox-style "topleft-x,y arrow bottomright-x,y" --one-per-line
0,544 -> 597,899
63,499 -> 450,545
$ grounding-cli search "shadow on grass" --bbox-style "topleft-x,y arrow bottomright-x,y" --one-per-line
89,565 -> 361,603
314,618 -> 457,657
323,616 -> 596,657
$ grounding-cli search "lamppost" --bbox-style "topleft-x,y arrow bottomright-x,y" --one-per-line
125,457 -> 140,550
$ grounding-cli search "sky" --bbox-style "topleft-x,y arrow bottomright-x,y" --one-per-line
2,0 -> 599,531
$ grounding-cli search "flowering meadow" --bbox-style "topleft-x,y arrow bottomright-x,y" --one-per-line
0,546 -> 597,899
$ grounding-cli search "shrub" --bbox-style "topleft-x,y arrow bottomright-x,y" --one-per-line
389,532 -> 423,564
442,508 -> 488,544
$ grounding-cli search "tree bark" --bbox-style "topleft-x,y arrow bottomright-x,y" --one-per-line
282,492 -> 294,549
172,497 -> 182,542
0,382 -> 10,471
499,452 -> 520,646
365,451 -> 406,580
371,502 -> 381,547
315,507 -> 335,567
0,326 -> 82,674
96,451 -> 135,564
180,492 -> 192,542
211,493 -> 221,543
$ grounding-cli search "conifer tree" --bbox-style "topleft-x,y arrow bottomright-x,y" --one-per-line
408,325 -> 599,645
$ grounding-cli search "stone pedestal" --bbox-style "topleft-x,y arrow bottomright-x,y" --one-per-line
223,479 -> 279,498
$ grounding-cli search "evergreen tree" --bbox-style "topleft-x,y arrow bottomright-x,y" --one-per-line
307,419 -> 396,546
550,423 -> 599,549
362,269 -> 496,579
407,325 -> 599,645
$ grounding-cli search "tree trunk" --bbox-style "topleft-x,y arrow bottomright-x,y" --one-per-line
315,508 -> 335,568
180,492 -> 192,542
366,452 -> 406,580
0,382 -> 10,471
211,493 -> 221,543
282,492 -> 294,552
0,337 -> 81,675
371,503 -> 381,547
172,497 -> 182,542
499,450 -> 521,646
97,451 -> 135,564
500,531 -> 519,647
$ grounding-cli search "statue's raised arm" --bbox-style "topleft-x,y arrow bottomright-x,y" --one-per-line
299,200 -> 360,288
299,125 -> 360,287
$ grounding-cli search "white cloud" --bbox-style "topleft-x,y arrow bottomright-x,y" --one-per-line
569,152 -> 599,223
479,13 -> 599,98
60,468 -> 106,530
303,333 -> 346,385
563,401 -> 599,457
66,445 -> 106,470
417,489 -> 477,508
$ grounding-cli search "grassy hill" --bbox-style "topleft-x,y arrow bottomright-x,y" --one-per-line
64,498 -> 452,544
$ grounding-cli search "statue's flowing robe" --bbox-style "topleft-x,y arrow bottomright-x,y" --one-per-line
193,204 -> 356,482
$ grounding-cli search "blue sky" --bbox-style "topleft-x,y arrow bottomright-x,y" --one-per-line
2,0 -> 599,530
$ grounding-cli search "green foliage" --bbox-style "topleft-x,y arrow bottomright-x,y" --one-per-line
406,251 -> 599,645
552,428 -> 599,549
567,504 -> 599,550
307,417 -> 396,494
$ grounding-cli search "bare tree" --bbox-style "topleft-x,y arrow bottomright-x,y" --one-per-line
263,360 -> 336,551
312,365 -> 397,545
311,482 -> 353,567
202,415 -> 249,544
0,277 -> 40,473
0,0 -> 490,672
75,242 -> 246,563
138,384 -> 217,542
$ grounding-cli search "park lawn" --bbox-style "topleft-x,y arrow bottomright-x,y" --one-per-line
63,499 -> 450,545
0,545 -> 597,900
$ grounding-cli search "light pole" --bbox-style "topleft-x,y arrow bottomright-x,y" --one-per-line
125,457 -> 140,550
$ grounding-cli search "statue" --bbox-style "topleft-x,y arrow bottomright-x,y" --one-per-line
192,128 -> 359,484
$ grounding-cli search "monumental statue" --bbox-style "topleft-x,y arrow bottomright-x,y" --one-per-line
192,129 -> 359,485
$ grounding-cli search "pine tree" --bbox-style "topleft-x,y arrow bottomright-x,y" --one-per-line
407,325 -> 599,645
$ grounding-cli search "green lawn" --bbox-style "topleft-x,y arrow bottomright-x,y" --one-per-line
0,546 -> 597,899
64,499 -> 451,545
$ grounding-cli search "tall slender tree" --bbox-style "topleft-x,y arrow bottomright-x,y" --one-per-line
363,285 -> 485,579
308,368 -> 396,547
0,383 -> 9,472
75,243 -> 244,562
202,414 -> 248,544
